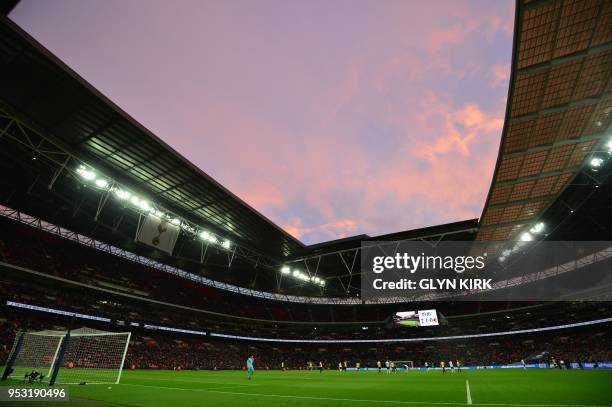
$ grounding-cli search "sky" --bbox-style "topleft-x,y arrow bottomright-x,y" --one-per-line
11,0 -> 514,245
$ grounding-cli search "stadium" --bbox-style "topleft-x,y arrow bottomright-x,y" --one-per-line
0,0 -> 611,406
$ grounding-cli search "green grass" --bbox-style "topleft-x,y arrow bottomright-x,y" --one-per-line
2,369 -> 612,407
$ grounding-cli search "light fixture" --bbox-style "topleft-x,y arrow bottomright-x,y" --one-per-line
171,218 -> 181,226
529,222 -> 544,234
94,179 -> 109,188
519,232 -> 533,242
78,167 -> 96,181
590,157 -> 604,168
115,189 -> 131,200
221,240 -> 231,249
281,266 -> 290,274
137,200 -> 151,211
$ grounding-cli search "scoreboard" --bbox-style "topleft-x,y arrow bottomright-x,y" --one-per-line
393,309 -> 439,327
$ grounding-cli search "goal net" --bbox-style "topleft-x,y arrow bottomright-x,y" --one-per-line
3,330 -> 63,381
393,361 -> 414,370
2,327 -> 130,385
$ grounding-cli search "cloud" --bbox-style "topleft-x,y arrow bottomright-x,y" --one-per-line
12,0 -> 513,244
284,218 -> 359,241
489,63 -> 511,88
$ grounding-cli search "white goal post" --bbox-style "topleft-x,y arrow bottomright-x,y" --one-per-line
1,327 -> 131,385
392,361 -> 414,369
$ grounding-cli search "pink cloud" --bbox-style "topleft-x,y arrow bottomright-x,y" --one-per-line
489,63 -> 511,88
240,184 -> 286,208
11,1 -> 513,243
284,218 -> 359,241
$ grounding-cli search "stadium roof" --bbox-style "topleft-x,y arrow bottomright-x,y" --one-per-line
478,0 -> 612,242
0,15 -> 303,260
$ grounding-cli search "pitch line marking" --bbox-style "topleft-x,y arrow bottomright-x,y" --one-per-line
126,376 -> 254,385
466,380 -> 473,405
206,389 -> 609,407
118,383 -> 257,392
117,383 -> 609,407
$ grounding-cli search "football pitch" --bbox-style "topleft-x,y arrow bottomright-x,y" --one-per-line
3,369 -> 612,407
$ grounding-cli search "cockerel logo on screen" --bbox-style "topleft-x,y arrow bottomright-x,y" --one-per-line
152,219 -> 169,246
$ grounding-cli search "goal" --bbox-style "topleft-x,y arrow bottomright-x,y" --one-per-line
1,327 -> 130,385
393,361 -> 414,370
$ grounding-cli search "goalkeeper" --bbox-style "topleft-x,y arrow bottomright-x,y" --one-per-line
246,355 -> 255,380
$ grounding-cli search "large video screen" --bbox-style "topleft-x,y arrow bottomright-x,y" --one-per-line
393,309 -> 439,327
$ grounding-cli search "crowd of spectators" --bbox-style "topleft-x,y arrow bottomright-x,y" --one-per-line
1,313 -> 610,371
1,272 -> 609,343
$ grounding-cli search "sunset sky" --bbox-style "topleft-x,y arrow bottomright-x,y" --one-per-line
11,0 -> 515,245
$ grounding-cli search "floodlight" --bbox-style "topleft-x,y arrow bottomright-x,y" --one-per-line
80,169 -> 96,181
138,200 -> 151,211
200,230 -> 215,242
281,266 -> 290,274
319,280 -> 325,286
221,240 -> 231,249
171,218 -> 181,225
590,157 -> 604,168
519,232 -> 533,242
181,224 -> 196,234
94,179 -> 109,188
292,270 -> 300,277
529,222 -> 544,234
115,189 -> 131,200
130,196 -> 140,206
607,139 -> 612,151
